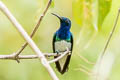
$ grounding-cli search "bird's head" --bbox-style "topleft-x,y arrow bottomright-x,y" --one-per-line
52,13 -> 71,29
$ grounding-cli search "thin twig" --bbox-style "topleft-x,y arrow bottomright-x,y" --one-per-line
79,64 -> 91,72
75,68 -> 92,76
77,53 -> 95,65
101,9 -> 120,57
0,1 -> 59,80
95,9 -> 120,80
48,48 -> 70,63
14,0 -> 52,60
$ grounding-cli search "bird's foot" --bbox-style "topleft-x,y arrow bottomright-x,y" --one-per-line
56,51 -> 60,56
68,52 -> 71,55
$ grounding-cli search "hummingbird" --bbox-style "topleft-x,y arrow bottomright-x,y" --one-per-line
52,13 -> 73,74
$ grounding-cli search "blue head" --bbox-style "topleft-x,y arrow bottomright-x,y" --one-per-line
52,13 -> 71,31
52,13 -> 72,40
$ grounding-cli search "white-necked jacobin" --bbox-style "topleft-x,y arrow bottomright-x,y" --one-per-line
52,13 -> 73,74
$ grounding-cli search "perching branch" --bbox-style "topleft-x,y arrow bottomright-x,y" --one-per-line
48,48 -> 70,63
0,51 -> 68,60
13,0 -> 52,61
0,1 -> 59,80
0,54 -> 38,60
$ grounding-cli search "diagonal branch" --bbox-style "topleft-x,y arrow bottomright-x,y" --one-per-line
95,8 -> 120,80
48,48 -> 70,63
101,9 -> 120,58
0,1 -> 59,80
14,0 -> 52,60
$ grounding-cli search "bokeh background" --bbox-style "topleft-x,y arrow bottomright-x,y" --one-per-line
0,0 -> 120,80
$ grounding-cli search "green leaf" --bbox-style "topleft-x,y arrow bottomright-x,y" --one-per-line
72,0 -> 112,30
72,0 -> 93,28
98,0 -> 112,28
72,0 -> 84,27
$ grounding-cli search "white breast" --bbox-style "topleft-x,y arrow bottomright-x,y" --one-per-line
55,40 -> 71,52
54,40 -> 72,70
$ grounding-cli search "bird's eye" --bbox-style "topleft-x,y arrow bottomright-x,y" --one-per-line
65,21 -> 69,26
65,20 -> 68,23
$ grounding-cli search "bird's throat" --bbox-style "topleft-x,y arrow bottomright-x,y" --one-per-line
57,28 -> 70,40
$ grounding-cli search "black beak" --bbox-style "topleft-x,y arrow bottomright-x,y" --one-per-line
51,13 -> 62,20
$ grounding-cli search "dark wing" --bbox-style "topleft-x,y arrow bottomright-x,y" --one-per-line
61,34 -> 73,74
70,33 -> 73,52
52,33 -> 61,72
52,33 -> 56,53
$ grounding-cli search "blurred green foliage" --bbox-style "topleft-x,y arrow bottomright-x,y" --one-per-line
98,0 -> 112,28
0,0 -> 120,80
